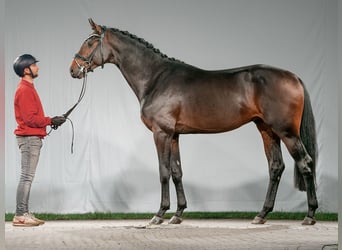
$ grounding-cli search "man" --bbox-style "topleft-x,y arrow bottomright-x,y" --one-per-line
12,54 -> 66,226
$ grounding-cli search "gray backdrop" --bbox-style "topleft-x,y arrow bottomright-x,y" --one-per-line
1,0 -> 5,247
5,0 -> 338,214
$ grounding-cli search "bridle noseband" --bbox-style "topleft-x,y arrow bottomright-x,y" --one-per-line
73,26 -> 106,76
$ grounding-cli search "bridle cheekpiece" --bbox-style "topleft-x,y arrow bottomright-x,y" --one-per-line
73,25 -> 106,76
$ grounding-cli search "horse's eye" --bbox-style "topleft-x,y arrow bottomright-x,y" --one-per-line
87,40 -> 94,47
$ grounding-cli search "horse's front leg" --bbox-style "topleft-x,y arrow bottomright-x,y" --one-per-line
149,130 -> 172,225
169,134 -> 187,224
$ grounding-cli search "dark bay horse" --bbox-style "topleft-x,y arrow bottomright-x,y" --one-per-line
70,19 -> 318,225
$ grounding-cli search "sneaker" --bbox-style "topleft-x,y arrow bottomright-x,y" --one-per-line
12,213 -> 40,227
29,213 -> 45,225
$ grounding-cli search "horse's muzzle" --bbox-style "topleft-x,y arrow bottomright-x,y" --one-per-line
70,66 -> 83,79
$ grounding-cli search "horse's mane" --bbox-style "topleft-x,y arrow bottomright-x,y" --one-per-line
109,27 -> 181,63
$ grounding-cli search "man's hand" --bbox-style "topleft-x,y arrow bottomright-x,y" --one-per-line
51,116 -> 66,129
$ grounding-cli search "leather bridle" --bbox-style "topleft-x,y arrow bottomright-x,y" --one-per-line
73,26 -> 106,76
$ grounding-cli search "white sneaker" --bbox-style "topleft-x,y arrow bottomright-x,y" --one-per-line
29,213 -> 45,225
12,213 -> 40,227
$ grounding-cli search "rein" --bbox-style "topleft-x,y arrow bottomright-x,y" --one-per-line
64,72 -> 88,153
50,26 -> 107,153
63,72 -> 88,119
48,72 -> 88,153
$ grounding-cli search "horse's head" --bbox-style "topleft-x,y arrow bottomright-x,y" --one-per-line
70,19 -> 110,79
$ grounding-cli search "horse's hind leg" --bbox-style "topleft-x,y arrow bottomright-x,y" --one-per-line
252,121 -> 285,224
169,134 -> 187,224
282,135 -> 318,225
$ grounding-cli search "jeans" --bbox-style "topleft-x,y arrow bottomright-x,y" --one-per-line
16,136 -> 42,215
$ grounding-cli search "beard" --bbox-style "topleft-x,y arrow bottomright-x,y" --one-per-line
28,67 -> 38,78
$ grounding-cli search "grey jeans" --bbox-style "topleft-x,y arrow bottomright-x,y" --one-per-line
16,136 -> 42,215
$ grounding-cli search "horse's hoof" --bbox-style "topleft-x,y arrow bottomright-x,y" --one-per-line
169,216 -> 183,224
251,216 -> 267,224
302,216 -> 316,225
149,215 -> 164,225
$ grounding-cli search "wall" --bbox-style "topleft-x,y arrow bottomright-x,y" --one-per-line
337,0 -> 342,246
1,0 -> 5,248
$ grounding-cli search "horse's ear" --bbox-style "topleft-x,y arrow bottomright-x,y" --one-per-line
88,18 -> 102,34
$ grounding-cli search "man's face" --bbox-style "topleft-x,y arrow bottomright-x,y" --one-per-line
24,63 -> 39,78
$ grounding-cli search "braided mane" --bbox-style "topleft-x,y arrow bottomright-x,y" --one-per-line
109,27 -> 179,62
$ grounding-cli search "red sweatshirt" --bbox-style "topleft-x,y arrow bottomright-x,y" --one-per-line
14,80 -> 52,138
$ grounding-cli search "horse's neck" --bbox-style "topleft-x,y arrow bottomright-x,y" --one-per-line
119,58 -> 156,102
109,32 -> 166,102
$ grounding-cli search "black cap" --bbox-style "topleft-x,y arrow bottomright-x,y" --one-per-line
13,54 -> 39,77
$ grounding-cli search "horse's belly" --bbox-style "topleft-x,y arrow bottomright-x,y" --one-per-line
175,113 -> 251,134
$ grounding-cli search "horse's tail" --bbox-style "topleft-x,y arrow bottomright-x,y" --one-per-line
294,80 -> 317,191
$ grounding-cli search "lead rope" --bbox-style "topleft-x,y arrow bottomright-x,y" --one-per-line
50,27 -> 105,152
65,72 -> 87,153
48,72 -> 88,153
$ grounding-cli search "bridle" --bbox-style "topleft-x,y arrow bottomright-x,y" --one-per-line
49,26 -> 107,153
73,25 -> 107,76
65,26 -> 107,119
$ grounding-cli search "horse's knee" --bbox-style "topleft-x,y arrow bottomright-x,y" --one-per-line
171,163 -> 183,183
269,163 -> 285,181
159,166 -> 171,184
172,172 -> 183,184
160,175 -> 170,184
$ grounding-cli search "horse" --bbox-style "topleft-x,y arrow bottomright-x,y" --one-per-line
70,19 -> 318,226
